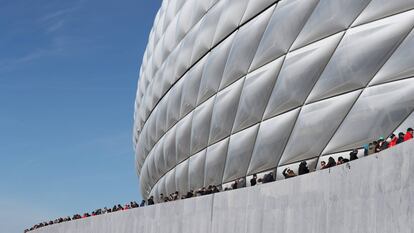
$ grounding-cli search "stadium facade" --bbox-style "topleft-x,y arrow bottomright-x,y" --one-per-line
133,0 -> 414,199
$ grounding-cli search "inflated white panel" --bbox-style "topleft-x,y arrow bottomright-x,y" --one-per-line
370,27 -> 414,85
248,108 -> 300,175
175,159 -> 189,195
166,78 -> 183,129
176,112 -> 193,163
197,33 -> 235,105
323,78 -> 414,154
204,138 -> 229,186
219,5 -> 274,90
163,125 -> 177,170
189,149 -> 207,190
280,90 -> 361,166
209,78 -> 244,145
291,0 -> 370,51
153,137 -> 166,182
250,0 -> 318,71
353,0 -> 414,26
223,124 -> 259,183
155,97 -> 168,141
189,4 -> 222,65
240,0 -> 277,24
211,0 -> 248,46
190,97 -> 215,154
180,57 -> 206,117
233,57 -> 284,132
307,11 -> 414,103
263,32 -> 343,120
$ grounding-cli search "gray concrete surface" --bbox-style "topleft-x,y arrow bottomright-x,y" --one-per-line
34,140 -> 414,233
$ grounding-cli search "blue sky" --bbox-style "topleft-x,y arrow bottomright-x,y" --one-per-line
0,0 -> 161,232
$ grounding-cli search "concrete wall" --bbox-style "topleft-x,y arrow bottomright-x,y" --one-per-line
34,141 -> 414,233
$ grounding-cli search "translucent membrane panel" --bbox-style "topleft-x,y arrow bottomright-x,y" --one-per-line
190,97 -> 215,154
163,125 -> 177,171
222,124 -> 259,183
166,78 -> 183,129
153,138 -> 166,181
165,169 -> 177,196
175,159 -> 190,195
189,149 -> 207,190
291,0 -> 371,50
233,57 -> 284,132
250,0 -> 318,71
174,24 -> 199,79
353,0 -> 414,26
248,108 -> 300,175
180,56 -> 206,117
211,0 -> 248,46
197,33 -> 235,105
204,138 -> 229,186
176,112 -> 193,163
209,78 -> 244,145
147,153 -> 158,187
370,28 -> 414,85
190,3 -> 223,64
140,163 -> 151,196
280,90 -> 361,166
177,0 -> 204,37
276,157 -> 318,180
240,0 -> 277,24
219,5 -> 274,90
164,50 -> 180,86
323,78 -> 414,154
263,32 -> 343,120
163,16 -> 179,54
307,11 -> 414,103
155,97 -> 168,141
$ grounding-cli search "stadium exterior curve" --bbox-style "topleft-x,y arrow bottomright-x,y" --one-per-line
133,0 -> 414,200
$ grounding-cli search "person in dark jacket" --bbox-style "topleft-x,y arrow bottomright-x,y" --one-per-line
147,196 -> 154,205
349,149 -> 358,160
325,157 -> 336,168
298,161 -> 310,175
231,180 -> 238,189
250,174 -> 257,186
263,172 -> 275,183
396,132 -> 405,144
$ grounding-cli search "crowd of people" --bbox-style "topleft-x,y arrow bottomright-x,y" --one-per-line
24,201 -> 142,232
25,128 -> 413,232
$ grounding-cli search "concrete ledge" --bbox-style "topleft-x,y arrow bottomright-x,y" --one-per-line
34,141 -> 414,233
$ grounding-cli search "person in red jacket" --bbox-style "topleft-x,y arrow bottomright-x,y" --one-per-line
388,134 -> 398,148
404,128 -> 413,141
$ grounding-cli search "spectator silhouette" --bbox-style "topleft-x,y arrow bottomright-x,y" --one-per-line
404,128 -> 413,141
298,161 -> 309,175
250,174 -> 257,186
396,132 -> 405,144
350,149 -> 358,160
282,168 -> 296,179
325,157 -> 336,168
389,134 -> 398,148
